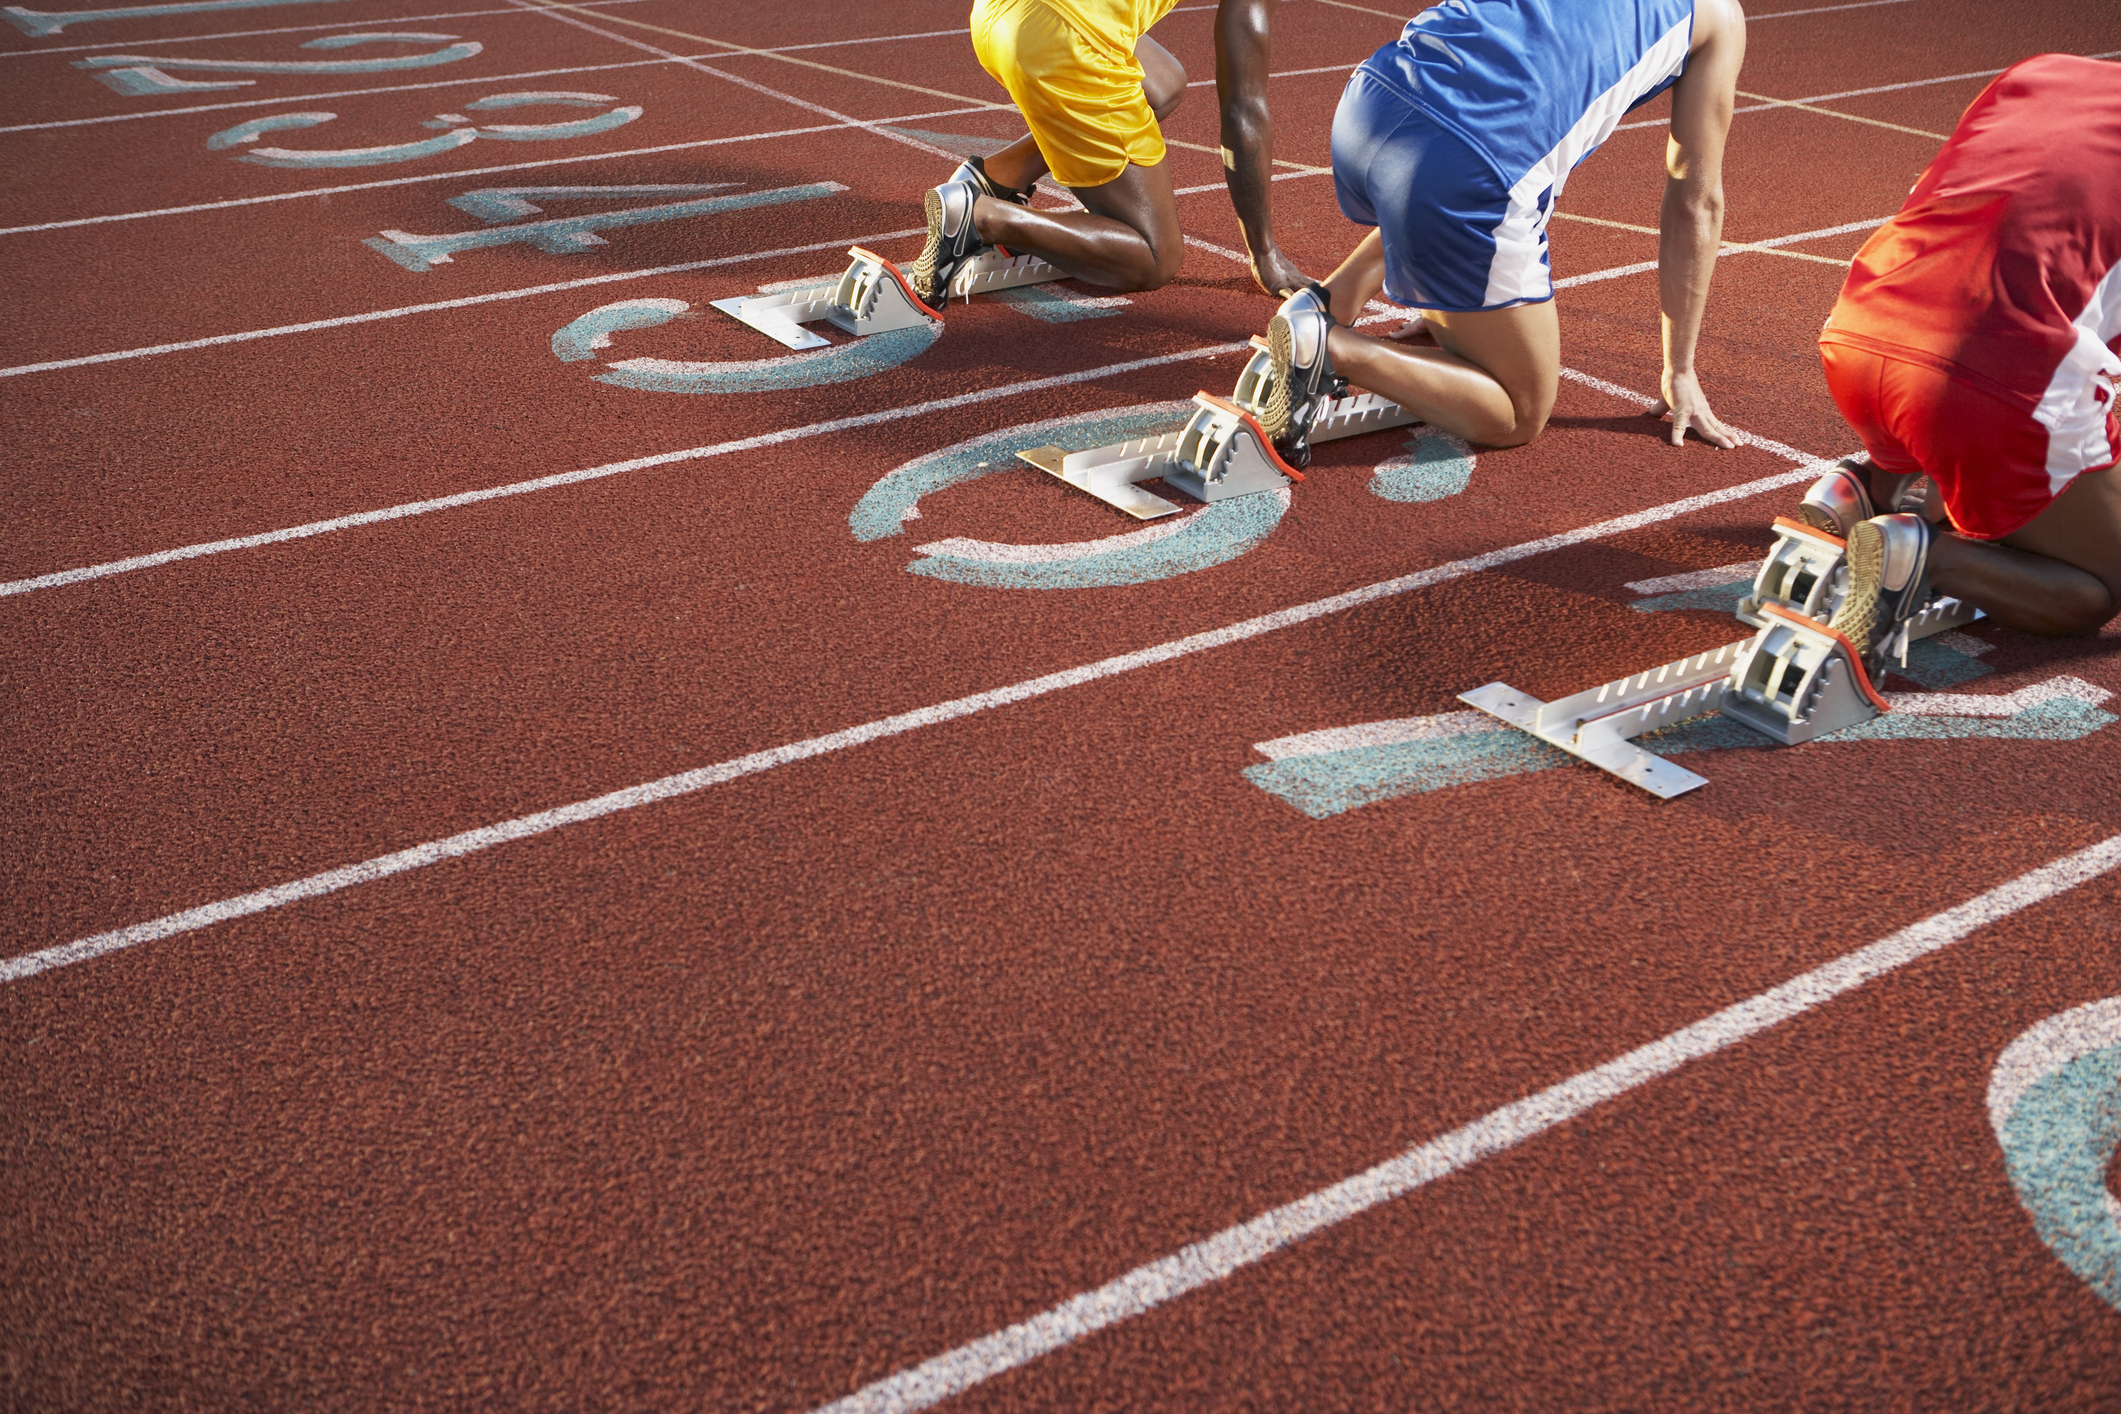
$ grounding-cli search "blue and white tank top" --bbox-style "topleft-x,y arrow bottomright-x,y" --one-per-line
1358,0 -> 1698,304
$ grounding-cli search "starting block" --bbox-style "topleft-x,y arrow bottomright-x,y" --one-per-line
1459,517 -> 1980,798
1018,391 -> 1304,520
710,245 -> 1064,350
1018,338 -> 1424,520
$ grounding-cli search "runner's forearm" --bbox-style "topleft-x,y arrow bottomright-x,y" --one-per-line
1215,0 -> 1284,272
1220,109 -> 1277,263
1658,176 -> 1723,375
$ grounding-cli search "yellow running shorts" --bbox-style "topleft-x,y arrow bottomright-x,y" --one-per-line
970,0 -> 1176,189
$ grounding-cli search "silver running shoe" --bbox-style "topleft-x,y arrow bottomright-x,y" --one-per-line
1261,285 -> 1343,470
1829,512 -> 1936,661
1796,458 -> 1877,537
909,178 -> 985,308
1798,458 -> 1937,538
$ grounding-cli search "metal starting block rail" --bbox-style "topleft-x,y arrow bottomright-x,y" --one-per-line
1018,391 -> 1304,520
1017,339 -> 1424,520
710,246 -> 1063,350
1460,517 -> 1981,798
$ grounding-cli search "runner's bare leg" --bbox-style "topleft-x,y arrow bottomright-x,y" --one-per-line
1312,231 -> 1560,447
971,36 -> 1187,291
1927,465 -> 2121,634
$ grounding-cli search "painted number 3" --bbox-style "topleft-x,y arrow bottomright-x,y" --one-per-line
207,90 -> 642,169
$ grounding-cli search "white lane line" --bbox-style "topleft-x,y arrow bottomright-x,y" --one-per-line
0,188 -> 1640,377
0,101 -> 1002,236
509,0 -> 968,166
1613,50 -> 2121,134
1558,365 -> 1827,464
0,226 -> 923,379
812,833 -> 2121,1414
1183,60 -> 1360,88
0,206 -> 1828,579
1550,214 -> 1891,290
0,437 -> 1837,982
1172,168 -> 1321,197
0,53 -> 714,133
0,7 -> 961,58
0,343 -> 1253,597
1749,0 -> 1924,16
707,27 -> 968,55
0,0 -> 652,56
1754,52 -> 2120,107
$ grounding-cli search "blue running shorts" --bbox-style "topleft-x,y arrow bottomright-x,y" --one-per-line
1331,66 -> 1549,313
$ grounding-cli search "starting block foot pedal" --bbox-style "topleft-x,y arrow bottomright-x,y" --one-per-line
1162,393 -> 1304,503
1017,337 -> 1426,522
1016,392 -> 1304,518
1720,604 -> 1889,745
1738,516 -> 1850,627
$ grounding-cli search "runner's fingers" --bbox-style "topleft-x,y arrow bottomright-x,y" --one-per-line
1689,404 -> 1737,449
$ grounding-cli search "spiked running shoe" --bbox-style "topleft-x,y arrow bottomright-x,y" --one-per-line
1796,458 -> 1877,538
951,155 -> 1030,207
1261,285 -> 1343,470
1829,512 -> 1936,662
1797,459 -> 1940,539
909,178 -> 985,308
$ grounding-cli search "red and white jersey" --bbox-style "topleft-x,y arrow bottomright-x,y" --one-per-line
1820,54 -> 2121,488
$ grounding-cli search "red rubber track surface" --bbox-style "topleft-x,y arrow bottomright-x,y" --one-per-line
5,0 -> 2121,1409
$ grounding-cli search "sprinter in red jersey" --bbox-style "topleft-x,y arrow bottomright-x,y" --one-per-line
1804,54 -> 2121,654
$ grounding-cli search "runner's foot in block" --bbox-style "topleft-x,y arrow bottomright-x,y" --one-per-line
1262,285 -> 1343,470
1830,512 -> 1936,660
1797,458 -> 1878,538
952,155 -> 1030,207
1799,458 -> 1937,537
910,178 -> 986,308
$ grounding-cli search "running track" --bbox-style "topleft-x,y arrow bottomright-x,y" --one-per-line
5,0 -> 2121,1407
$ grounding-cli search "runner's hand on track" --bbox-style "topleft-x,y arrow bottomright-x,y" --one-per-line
1249,246 -> 1312,300
1651,369 -> 1737,448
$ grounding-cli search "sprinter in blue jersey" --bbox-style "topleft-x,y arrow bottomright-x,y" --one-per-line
1259,0 -> 1746,464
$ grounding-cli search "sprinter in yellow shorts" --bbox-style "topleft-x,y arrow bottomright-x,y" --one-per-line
909,0 -> 1307,305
